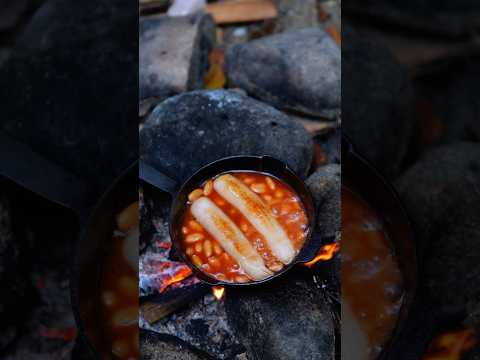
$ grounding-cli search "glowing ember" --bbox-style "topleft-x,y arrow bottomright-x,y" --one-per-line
423,328 -> 476,360
212,286 -> 225,300
303,243 -> 340,267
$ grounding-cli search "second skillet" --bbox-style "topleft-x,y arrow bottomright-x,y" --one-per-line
342,136 -> 417,360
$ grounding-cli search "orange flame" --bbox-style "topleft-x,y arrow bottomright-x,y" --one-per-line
159,267 -> 192,293
212,286 -> 225,300
423,328 -> 476,360
303,243 -> 340,267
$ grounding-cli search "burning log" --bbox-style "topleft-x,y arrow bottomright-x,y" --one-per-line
141,284 -> 210,324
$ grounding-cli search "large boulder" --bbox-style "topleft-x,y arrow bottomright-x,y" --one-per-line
140,13 -> 215,102
225,274 -> 335,360
0,0 -> 137,194
395,142 -> 480,258
226,28 -> 341,119
140,90 -> 313,183
343,25 -> 413,179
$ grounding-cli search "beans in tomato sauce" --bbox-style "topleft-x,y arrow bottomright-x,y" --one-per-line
181,172 -> 308,283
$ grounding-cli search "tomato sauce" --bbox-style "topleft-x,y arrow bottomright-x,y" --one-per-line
181,172 -> 308,283
100,205 -> 139,360
342,187 -> 403,359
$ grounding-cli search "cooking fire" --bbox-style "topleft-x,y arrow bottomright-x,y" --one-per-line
304,243 -> 340,267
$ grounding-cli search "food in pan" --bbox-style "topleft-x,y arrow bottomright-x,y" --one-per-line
342,188 -> 403,360
181,172 -> 308,283
100,202 -> 139,359
214,174 -> 296,264
191,197 -> 272,280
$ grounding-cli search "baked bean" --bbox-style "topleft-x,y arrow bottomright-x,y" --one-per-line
243,177 -> 254,184
213,242 -> 223,255
189,220 -> 203,231
268,262 -> 284,272
204,240 -> 213,257
236,275 -> 250,283
186,247 -> 194,256
195,242 -> 203,253
186,233 -> 204,243
251,183 -> 267,193
204,180 -> 213,196
208,257 -> 221,268
240,222 -> 249,232
265,177 -> 276,190
214,198 -> 225,206
216,274 -> 227,281
263,194 -> 273,202
191,254 -> 202,267
188,189 -> 204,202
274,190 -> 284,198
182,226 -> 189,235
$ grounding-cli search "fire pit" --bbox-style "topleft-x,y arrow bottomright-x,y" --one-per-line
139,89 -> 340,359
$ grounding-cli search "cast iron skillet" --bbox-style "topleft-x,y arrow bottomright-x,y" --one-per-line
342,136 -> 417,360
0,132 -> 137,359
140,155 -> 323,287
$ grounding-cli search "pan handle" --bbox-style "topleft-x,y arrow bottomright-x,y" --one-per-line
139,160 -> 179,196
0,132 -> 92,218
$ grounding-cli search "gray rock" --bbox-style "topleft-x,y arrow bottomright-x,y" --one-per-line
226,28 -> 340,119
140,13 -> 215,101
225,275 -> 335,360
1,0 -> 138,193
273,0 -> 319,32
343,25 -> 414,179
140,90 -> 313,183
306,164 -> 341,240
422,198 -> 480,316
395,142 -> 480,258
141,330 -> 211,360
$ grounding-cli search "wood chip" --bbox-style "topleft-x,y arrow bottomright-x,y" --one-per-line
205,0 -> 277,24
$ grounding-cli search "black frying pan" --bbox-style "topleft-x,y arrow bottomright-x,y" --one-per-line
342,136 -> 417,360
0,132 -> 137,359
140,155 -> 328,287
